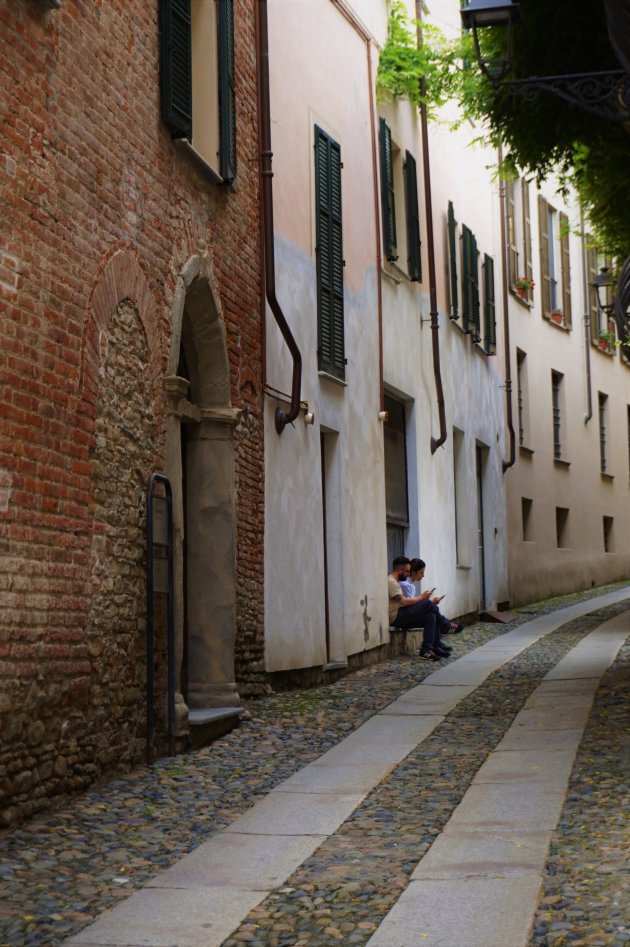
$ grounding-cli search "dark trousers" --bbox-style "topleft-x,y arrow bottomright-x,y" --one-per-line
392,600 -> 438,649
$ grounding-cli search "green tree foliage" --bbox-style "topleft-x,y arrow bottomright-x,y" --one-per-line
377,0 -> 630,258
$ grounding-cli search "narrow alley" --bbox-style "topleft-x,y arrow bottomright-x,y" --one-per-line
1,585 -> 628,947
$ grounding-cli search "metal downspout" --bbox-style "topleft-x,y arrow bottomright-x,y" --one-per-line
367,41 -> 385,412
581,212 -> 593,424
258,0 -> 302,434
415,3 -> 447,454
498,144 -> 516,472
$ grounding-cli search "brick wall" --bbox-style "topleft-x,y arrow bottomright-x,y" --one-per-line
0,0 -> 264,826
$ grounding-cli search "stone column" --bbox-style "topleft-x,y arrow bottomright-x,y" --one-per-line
185,407 -> 241,708
163,375 -> 195,737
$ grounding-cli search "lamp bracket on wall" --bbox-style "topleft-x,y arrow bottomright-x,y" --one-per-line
504,70 -> 630,123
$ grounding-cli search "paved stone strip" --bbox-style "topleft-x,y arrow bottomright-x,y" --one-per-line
529,636 -> 630,946
366,612 -> 629,947
63,594 -> 629,946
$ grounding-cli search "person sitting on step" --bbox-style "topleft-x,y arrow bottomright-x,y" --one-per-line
388,556 -> 450,661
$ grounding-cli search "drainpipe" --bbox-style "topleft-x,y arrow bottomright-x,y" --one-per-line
415,3 -> 447,453
498,143 -> 515,472
581,212 -> 593,424
258,0 -> 302,434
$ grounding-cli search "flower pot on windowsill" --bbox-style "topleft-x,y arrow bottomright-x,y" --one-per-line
515,286 -> 527,301
550,310 -> 563,325
598,338 -> 610,351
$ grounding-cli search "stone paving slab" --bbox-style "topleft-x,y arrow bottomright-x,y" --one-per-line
366,876 -> 542,947
514,706 -> 591,729
343,713 -> 444,745
411,827 -> 551,879
447,783 -> 566,831
65,885 -> 264,947
272,761 -> 400,794
222,791 -> 365,836
496,726 -> 585,753
473,748 -> 578,790
143,832 -> 326,890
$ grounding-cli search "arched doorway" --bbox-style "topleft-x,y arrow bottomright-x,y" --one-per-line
164,256 -> 241,738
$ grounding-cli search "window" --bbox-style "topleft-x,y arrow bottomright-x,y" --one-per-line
379,119 -> 422,280
453,428 -> 469,566
603,516 -> 614,552
516,349 -> 530,448
556,507 -> 570,548
551,370 -> 565,461
315,125 -> 345,380
598,392 -> 609,474
483,253 -> 496,355
160,0 -> 236,183
384,395 -> 409,562
538,197 -> 571,326
521,497 -> 533,542
587,241 -> 615,350
506,177 -> 533,302
462,224 -> 481,341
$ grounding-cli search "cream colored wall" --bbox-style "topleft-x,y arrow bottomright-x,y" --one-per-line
506,181 -> 630,603
380,0 -> 509,616
264,0 -> 389,672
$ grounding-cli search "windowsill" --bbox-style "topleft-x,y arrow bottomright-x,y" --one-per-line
601,472 -> 614,482
174,138 -> 225,186
519,445 -> 535,457
456,563 -> 471,571
511,289 -> 532,308
521,539 -> 535,544
383,259 -> 413,283
318,371 -> 347,388
554,458 -> 571,469
593,343 -> 615,356
546,315 -> 569,331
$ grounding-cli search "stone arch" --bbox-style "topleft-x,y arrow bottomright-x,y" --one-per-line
80,249 -> 161,403
164,251 -> 241,735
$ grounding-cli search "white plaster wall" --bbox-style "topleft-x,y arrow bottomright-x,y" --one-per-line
264,0 -> 389,673
380,0 -> 509,617
506,180 -> 630,603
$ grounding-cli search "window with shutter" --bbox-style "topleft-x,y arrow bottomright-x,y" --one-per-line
447,201 -> 459,318
559,212 -> 571,327
315,126 -> 345,380
160,0 -> 236,184
538,195 -> 552,319
483,254 -> 496,355
462,224 -> 480,341
521,180 -> 533,295
506,178 -> 517,288
379,119 -> 397,262
404,151 -> 422,282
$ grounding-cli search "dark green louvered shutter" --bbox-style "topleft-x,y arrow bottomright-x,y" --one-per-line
522,179 -> 533,298
448,201 -> 459,318
315,126 -> 345,380
379,119 -> 398,262
218,0 -> 236,183
404,151 -> 422,282
506,178 -> 517,287
483,254 -> 496,355
160,0 -> 192,139
462,224 -> 480,340
587,242 -> 599,340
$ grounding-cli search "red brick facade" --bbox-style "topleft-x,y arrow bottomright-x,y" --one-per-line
0,0 -> 264,826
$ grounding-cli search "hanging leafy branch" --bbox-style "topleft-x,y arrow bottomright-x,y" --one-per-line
376,0 -> 630,259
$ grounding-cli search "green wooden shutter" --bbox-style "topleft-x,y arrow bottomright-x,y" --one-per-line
160,0 -> 192,139
218,0 -> 236,183
379,118 -> 398,262
315,126 -> 345,380
560,212 -> 571,327
404,151 -> 422,282
483,253 -> 496,355
538,195 -> 551,319
448,201 -> 459,318
462,224 -> 480,340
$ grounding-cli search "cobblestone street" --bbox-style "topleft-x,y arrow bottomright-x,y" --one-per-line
0,585 -> 628,947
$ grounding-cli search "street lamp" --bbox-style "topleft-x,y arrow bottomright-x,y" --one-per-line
461,0 -> 521,86
460,0 -> 630,122
593,267 -> 616,318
